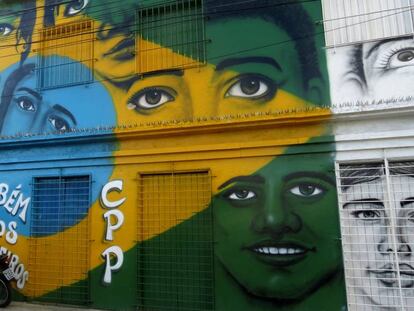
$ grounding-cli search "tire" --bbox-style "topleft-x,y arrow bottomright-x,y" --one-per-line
0,275 -> 11,308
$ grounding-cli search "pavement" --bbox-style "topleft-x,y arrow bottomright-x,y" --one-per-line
5,302 -> 106,311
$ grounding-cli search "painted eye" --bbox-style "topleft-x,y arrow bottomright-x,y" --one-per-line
225,75 -> 274,99
289,183 -> 323,197
227,189 -> 256,201
65,0 -> 89,16
127,87 -> 175,112
16,96 -> 36,112
0,24 -> 14,36
352,210 -> 382,220
48,115 -> 70,132
388,49 -> 414,69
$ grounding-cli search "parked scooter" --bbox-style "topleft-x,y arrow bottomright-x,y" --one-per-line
0,254 -> 12,307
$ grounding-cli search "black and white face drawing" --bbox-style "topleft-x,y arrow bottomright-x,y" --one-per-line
340,163 -> 414,310
328,36 -> 414,112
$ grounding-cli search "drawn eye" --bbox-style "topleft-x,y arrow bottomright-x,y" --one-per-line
16,96 -> 36,112
0,23 -> 14,36
127,87 -> 175,112
386,48 -> 414,69
48,115 -> 70,132
351,210 -> 382,220
225,75 -> 275,99
227,189 -> 256,201
289,183 -> 324,197
65,0 -> 89,16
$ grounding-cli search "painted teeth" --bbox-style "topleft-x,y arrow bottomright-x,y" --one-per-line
254,247 -> 305,255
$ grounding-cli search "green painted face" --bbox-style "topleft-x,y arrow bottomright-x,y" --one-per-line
213,153 -> 342,300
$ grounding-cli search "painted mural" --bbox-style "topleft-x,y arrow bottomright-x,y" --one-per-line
0,0 -> 346,310
327,12 -> 414,311
328,35 -> 414,113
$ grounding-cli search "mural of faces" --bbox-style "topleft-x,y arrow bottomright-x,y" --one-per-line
329,36 -> 414,109
0,56 -> 115,136
341,166 -> 414,310
213,153 -> 343,305
117,2 -> 326,124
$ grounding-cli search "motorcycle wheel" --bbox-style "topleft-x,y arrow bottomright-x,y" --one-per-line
0,275 -> 11,308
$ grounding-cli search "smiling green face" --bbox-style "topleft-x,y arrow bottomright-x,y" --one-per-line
213,153 -> 342,300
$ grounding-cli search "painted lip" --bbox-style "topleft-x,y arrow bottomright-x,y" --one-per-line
245,241 -> 313,267
103,36 -> 135,61
369,263 -> 414,287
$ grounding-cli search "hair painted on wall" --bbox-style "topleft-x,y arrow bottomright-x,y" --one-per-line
0,63 -> 34,132
340,161 -> 414,190
17,1 -> 36,63
206,0 -> 321,89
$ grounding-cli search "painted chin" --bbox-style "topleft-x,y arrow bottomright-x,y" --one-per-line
246,242 -> 313,267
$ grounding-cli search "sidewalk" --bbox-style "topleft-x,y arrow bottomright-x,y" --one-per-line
6,302 -> 106,311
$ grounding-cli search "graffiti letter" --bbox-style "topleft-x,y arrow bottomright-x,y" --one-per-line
100,180 -> 126,209
101,246 -> 123,284
0,221 -> 5,236
12,195 -> 30,223
4,185 -> 21,213
17,271 -> 29,289
9,254 -> 18,271
6,222 -> 17,245
103,210 -> 124,241
0,184 -> 8,205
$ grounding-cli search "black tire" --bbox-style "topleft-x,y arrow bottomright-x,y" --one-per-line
0,275 -> 11,308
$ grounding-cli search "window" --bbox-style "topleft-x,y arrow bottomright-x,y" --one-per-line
136,0 -> 206,74
28,176 -> 90,305
38,20 -> 94,89
335,160 -> 414,310
137,171 -> 214,311
322,0 -> 414,46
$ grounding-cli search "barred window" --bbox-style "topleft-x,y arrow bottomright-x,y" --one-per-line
136,0 -> 206,74
137,171 -> 214,311
335,160 -> 414,310
322,0 -> 414,46
38,20 -> 94,89
28,175 -> 90,305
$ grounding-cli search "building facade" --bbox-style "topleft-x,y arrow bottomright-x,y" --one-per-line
0,0 -> 412,310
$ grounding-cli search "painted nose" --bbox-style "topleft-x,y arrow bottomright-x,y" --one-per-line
251,200 -> 302,235
377,226 -> 412,257
97,21 -> 132,41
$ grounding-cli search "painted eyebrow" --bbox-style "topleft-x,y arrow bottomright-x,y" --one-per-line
215,56 -> 282,71
141,69 -> 184,78
16,87 -> 42,100
53,104 -> 77,125
343,198 -> 384,209
282,172 -> 336,185
401,197 -> 414,207
365,36 -> 413,59
218,175 -> 265,190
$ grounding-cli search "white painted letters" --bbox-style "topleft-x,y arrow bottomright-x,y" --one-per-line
100,180 -> 126,284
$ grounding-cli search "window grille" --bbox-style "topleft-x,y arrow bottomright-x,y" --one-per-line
38,20 -> 94,89
335,160 -> 414,310
28,176 -> 90,305
136,0 -> 206,74
137,171 -> 214,311
322,0 -> 414,46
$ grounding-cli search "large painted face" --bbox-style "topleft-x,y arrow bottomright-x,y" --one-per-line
360,37 -> 414,99
213,153 -> 342,300
121,17 -> 320,122
0,57 -> 115,136
342,175 -> 414,309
